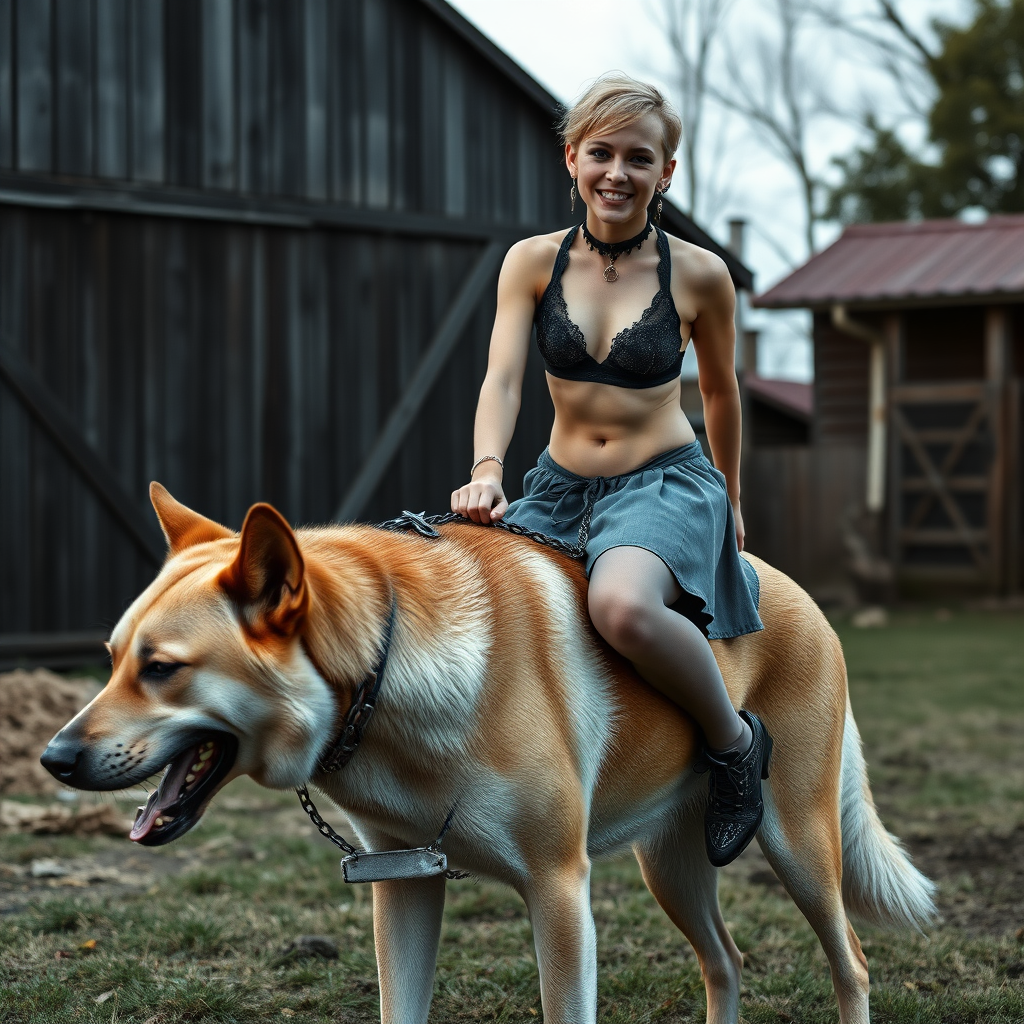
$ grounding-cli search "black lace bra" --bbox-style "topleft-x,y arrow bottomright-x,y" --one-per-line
535,224 -> 685,388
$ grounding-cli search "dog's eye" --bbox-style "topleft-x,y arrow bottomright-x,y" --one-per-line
141,661 -> 183,680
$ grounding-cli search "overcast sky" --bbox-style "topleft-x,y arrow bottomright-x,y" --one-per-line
447,0 -> 968,380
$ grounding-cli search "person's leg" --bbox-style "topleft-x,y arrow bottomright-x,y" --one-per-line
588,545 -> 773,866
588,546 -> 750,754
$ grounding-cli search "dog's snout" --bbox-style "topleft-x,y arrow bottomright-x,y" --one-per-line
40,736 -> 84,782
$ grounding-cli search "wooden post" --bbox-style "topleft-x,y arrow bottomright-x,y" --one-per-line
885,313 -> 903,573
986,306 -> 1009,592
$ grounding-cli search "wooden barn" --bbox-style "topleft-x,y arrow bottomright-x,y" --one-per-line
0,0 -> 752,667
754,216 -> 1024,598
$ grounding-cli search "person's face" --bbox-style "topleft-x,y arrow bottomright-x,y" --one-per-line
566,113 -> 675,228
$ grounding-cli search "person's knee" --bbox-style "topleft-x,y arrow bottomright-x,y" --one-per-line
588,587 -> 659,657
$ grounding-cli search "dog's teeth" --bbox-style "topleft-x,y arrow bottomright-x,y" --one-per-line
185,773 -> 196,783
199,750 -> 213,762
155,817 -> 164,827
191,763 -> 202,772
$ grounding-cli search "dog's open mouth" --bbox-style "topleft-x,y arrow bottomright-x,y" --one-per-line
130,732 -> 238,846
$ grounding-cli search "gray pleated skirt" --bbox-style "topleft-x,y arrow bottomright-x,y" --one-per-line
504,441 -> 763,640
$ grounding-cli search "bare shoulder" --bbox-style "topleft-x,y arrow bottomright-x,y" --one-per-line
502,229 -> 572,298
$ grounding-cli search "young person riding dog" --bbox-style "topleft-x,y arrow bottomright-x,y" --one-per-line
451,73 -> 771,867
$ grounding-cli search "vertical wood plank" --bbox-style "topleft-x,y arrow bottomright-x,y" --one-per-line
418,25 -> 442,215
95,0 -> 129,178
237,0 -> 269,193
328,0 -> 362,204
129,0 -> 164,182
304,0 -> 327,200
16,0 -> 53,172
54,0 -> 94,175
268,0 -> 304,197
0,209 -> 30,630
389,7 -> 412,212
363,0 -> 388,208
201,0 -> 235,189
443,51 -> 465,217
0,0 -> 13,168
164,0 -> 200,187
517,109 -> 540,224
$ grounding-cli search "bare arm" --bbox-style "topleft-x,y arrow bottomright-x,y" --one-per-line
451,240 -> 539,523
688,255 -> 745,550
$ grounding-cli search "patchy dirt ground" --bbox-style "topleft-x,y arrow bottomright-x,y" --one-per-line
0,670 -> 101,796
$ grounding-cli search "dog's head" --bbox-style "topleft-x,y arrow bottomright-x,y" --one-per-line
40,484 -> 336,846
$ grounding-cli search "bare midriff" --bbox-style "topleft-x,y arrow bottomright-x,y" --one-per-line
546,374 -> 697,478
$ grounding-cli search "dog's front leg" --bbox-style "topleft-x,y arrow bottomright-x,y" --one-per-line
372,872 -> 447,1024
521,857 -> 597,1024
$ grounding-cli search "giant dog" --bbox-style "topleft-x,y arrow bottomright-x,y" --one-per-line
42,484 -> 935,1024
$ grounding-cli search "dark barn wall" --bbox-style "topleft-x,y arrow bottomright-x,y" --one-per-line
0,0 -> 567,646
0,0 -> 568,221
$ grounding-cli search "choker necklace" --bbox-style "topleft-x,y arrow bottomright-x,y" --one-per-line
581,219 -> 654,283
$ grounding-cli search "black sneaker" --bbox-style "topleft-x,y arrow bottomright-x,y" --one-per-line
694,710 -> 773,867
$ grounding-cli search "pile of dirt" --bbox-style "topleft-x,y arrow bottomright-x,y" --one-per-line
0,669 -> 102,796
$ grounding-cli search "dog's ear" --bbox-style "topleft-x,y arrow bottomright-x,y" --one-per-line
218,503 -> 308,636
150,482 -> 234,554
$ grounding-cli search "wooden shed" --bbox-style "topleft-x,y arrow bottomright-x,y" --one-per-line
754,216 -> 1024,597
0,0 -> 751,667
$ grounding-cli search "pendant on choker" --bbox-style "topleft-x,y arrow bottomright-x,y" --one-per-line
581,219 -> 654,284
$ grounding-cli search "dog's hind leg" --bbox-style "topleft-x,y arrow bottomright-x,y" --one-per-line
371,871 -> 447,1024
518,854 -> 598,1024
633,803 -> 743,1024
756,782 -> 870,1024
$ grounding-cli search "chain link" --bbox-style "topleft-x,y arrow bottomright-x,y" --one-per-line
380,508 -> 593,560
296,784 -> 358,854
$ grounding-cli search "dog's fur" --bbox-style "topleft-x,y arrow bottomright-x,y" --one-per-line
44,485 -> 936,1024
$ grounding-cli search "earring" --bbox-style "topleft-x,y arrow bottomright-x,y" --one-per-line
570,177 -> 577,214
654,189 -> 663,225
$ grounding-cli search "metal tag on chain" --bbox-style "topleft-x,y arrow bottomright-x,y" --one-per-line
341,846 -> 448,883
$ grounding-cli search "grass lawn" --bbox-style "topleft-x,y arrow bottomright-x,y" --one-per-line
1,607 -> 1022,1022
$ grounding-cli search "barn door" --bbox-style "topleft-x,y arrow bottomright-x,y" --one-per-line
889,382 -> 1005,588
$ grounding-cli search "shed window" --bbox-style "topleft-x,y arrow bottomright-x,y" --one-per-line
902,307 -> 985,382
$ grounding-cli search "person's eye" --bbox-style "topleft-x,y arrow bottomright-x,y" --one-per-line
632,155 -> 653,165
589,148 -> 610,159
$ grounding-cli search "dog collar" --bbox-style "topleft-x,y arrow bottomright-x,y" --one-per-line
316,594 -> 398,774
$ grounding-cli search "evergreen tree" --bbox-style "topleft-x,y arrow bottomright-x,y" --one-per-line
827,0 -> 1024,222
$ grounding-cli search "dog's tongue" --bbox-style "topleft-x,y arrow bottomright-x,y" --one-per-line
129,745 -> 197,842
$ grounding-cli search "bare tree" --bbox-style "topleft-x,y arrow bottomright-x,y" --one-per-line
801,0 -> 939,117
657,0 -> 734,220
707,0 -> 834,254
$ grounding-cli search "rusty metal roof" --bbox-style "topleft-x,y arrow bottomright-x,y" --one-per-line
754,215 -> 1024,309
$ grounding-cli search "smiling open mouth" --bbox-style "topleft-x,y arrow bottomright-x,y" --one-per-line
130,732 -> 238,846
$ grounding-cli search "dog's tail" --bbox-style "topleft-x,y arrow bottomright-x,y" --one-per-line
839,705 -> 937,931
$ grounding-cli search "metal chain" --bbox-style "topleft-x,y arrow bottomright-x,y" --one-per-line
295,784 -> 358,854
379,507 -> 594,560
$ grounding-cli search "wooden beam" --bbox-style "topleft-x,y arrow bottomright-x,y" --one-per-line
0,172 -> 553,242
334,241 -> 505,523
0,341 -> 166,565
0,631 -> 108,667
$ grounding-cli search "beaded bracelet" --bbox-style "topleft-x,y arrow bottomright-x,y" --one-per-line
470,454 -> 504,478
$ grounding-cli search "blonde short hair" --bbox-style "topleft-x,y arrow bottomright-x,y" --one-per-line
560,73 -> 682,163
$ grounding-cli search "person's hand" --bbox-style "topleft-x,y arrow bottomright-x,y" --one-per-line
451,477 -> 508,523
733,500 -> 745,552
